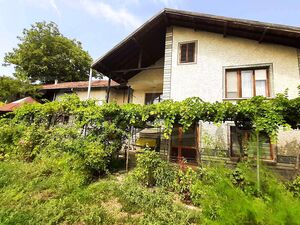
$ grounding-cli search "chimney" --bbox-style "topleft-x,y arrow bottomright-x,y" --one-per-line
54,79 -> 58,85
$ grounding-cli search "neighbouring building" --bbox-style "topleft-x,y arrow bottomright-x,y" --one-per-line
0,97 -> 38,115
41,80 -> 129,105
92,9 -> 300,174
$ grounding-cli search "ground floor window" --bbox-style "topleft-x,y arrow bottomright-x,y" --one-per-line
170,124 -> 199,164
145,93 -> 162,105
230,126 -> 274,160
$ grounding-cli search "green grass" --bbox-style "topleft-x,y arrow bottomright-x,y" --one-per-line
1,153 -> 300,225
0,154 -> 115,224
0,154 -> 199,225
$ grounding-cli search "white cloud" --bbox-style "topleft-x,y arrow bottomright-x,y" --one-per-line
19,0 -> 61,16
49,0 -> 61,16
152,0 -> 181,8
79,0 -> 142,29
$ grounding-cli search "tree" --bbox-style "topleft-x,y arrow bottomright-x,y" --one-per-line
4,21 -> 93,83
0,76 -> 40,103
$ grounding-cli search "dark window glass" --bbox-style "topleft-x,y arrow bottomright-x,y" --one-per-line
180,44 -> 187,62
170,125 -> 198,164
187,43 -> 195,62
230,126 -> 273,160
145,93 -> 162,105
180,42 -> 195,63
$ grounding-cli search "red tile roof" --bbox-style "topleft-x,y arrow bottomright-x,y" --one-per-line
42,80 -> 119,90
0,97 -> 38,112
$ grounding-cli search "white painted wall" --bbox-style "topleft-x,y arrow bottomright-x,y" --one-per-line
170,26 -> 300,102
55,89 -> 127,105
165,26 -> 300,157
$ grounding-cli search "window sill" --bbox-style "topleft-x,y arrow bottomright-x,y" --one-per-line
223,97 -> 273,101
178,61 -> 197,65
229,156 -> 276,164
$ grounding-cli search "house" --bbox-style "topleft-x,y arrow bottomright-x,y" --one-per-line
0,97 -> 38,115
92,9 -> 300,173
41,80 -> 129,104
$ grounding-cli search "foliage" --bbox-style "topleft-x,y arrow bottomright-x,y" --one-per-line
127,150 -> 300,224
0,156 -> 117,225
119,178 -> 201,224
175,167 -> 199,202
4,94 -> 300,142
0,121 -> 123,176
2,145 -> 300,224
0,76 -> 40,102
132,148 -> 177,188
1,93 -> 300,224
4,21 -> 96,83
287,175 -> 300,198
188,163 -> 300,224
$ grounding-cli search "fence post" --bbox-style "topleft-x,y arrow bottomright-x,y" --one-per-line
256,132 -> 260,193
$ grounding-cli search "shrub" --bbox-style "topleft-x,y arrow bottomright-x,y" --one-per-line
119,178 -> 201,224
132,148 -> 177,188
287,175 -> 300,198
175,167 -> 198,202
0,154 -> 119,225
188,163 -> 300,224
39,125 -> 120,176
0,119 -> 26,160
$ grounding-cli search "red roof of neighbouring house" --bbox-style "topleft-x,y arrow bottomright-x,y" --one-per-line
42,80 -> 119,90
0,97 -> 38,112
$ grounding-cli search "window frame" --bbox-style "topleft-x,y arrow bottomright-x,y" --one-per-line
170,123 -> 199,165
178,41 -> 197,64
228,124 -> 275,161
224,66 -> 271,99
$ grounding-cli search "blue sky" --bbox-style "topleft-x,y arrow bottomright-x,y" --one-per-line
0,0 -> 300,76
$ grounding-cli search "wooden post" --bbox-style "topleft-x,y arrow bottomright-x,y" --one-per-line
126,126 -> 133,172
127,86 -> 131,103
196,123 -> 200,165
178,126 -> 183,164
256,132 -> 260,193
106,78 -> 111,103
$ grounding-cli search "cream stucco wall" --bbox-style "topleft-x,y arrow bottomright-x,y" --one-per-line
55,88 -> 126,105
169,26 -> 300,102
128,58 -> 164,104
76,90 -> 106,102
161,26 -> 300,158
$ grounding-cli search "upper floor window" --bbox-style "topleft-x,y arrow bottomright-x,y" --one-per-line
179,42 -> 196,64
145,93 -> 162,105
225,67 -> 270,99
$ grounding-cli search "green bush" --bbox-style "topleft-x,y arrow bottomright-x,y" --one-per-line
287,175 -> 300,198
132,148 -> 177,188
119,178 -> 201,224
188,163 -> 300,224
175,167 -> 198,202
0,120 -> 26,160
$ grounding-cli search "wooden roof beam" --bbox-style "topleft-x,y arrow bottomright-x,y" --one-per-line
223,22 -> 228,37
98,62 -> 111,72
259,27 -> 268,43
111,65 -> 164,73
164,13 -> 170,26
131,36 -> 153,62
